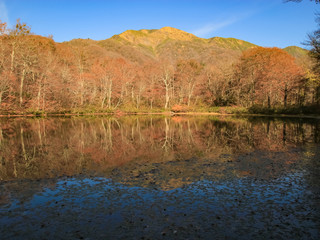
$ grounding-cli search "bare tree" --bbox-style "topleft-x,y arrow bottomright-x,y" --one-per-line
160,64 -> 174,110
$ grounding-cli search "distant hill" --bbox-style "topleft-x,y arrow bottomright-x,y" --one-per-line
283,46 -> 310,66
283,46 -> 308,58
60,27 -> 308,67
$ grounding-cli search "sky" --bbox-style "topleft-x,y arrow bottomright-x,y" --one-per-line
0,0 -> 319,48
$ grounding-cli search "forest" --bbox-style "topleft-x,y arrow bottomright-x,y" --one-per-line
0,19 -> 319,115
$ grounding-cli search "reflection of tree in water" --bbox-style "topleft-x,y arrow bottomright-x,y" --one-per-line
0,178 -> 58,206
0,116 -> 319,188
301,144 -> 320,193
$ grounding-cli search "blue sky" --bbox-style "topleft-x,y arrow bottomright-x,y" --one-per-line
0,0 -> 318,48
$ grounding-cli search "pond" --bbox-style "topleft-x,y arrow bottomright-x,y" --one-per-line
0,115 -> 319,239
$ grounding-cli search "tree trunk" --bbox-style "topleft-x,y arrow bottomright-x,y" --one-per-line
284,84 -> 288,108
37,84 -> 41,111
101,96 -> 106,108
42,84 -> 46,111
20,126 -> 27,162
80,74 -> 84,106
316,86 -> 320,106
131,86 -> 134,103
107,80 -> 112,108
251,73 -> 255,107
11,43 -> 16,72
37,76 -> 43,111
163,70 -> 171,110
187,82 -> 195,107
165,84 -> 170,109
136,92 -> 141,109
20,68 -> 26,107
283,122 -> 287,145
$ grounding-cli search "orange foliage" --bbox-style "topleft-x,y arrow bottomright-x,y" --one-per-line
237,47 -> 304,107
0,19 -> 311,112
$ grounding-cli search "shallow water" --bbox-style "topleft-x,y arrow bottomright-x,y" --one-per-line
0,116 -> 319,239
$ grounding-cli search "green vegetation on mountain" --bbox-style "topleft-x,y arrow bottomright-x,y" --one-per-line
209,37 -> 256,51
284,46 -> 308,58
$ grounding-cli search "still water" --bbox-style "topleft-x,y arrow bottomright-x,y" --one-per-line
0,116 -> 319,239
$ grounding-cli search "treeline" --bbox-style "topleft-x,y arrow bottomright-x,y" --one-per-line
0,20 -> 319,114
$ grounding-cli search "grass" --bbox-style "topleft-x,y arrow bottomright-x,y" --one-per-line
207,106 -> 248,114
1,104 -> 319,117
248,104 -> 320,115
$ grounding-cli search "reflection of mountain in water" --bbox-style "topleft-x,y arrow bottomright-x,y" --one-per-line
0,116 -> 319,190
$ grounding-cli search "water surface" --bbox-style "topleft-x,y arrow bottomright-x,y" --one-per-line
0,116 -> 319,239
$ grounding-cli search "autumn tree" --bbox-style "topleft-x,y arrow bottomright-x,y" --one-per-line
0,71 -> 13,105
73,47 -> 88,107
29,37 -> 57,111
0,18 -> 314,113
54,43 -> 76,108
141,62 -> 162,109
236,47 -> 304,108
8,19 -> 31,73
115,58 -> 135,108
132,66 -> 146,109
159,63 -> 175,109
175,59 -> 203,106
91,57 -> 121,108
2,19 -> 36,107
0,20 -> 7,35
304,14 -> 320,105
0,20 -> 10,104
285,0 -> 320,105
204,64 -> 235,106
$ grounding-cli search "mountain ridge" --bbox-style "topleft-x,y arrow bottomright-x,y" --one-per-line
63,27 -> 308,65
111,27 -> 257,51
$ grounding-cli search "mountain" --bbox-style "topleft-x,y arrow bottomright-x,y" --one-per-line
115,27 -> 202,46
283,46 -> 310,66
61,27 -> 307,67
283,46 -> 308,58
208,37 -> 257,51
103,27 -> 258,64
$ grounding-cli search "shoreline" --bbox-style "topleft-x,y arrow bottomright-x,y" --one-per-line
0,111 -> 320,119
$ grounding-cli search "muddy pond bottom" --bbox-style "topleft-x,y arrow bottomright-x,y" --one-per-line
1,172 -> 319,240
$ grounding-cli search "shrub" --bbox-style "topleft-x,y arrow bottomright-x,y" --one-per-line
248,105 -> 275,114
171,105 -> 190,113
